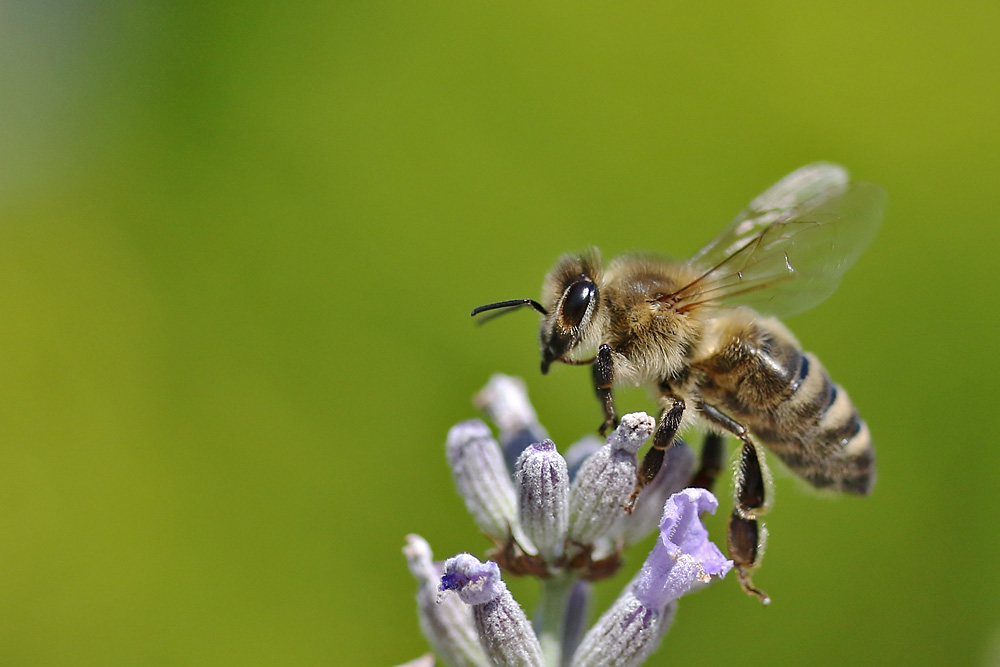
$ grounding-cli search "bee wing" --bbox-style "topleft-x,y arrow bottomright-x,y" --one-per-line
675,163 -> 886,317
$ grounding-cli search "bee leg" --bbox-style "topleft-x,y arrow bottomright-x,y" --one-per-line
697,401 -> 771,604
625,396 -> 685,512
727,508 -> 770,604
690,432 -> 725,492
593,344 -> 618,436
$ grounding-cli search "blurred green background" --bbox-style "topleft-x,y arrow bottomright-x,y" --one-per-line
1,1 -> 997,665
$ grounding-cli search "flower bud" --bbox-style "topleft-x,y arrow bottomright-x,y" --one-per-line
515,440 -> 569,561
568,413 -> 654,544
570,594 -> 676,667
474,374 -> 547,468
446,420 -> 522,544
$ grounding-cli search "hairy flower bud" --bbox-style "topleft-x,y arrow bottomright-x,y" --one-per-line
474,374 -> 547,468
515,440 -> 569,561
568,413 -> 654,544
446,420 -> 524,545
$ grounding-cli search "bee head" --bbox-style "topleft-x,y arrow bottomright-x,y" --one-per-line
538,250 -> 603,374
470,249 -> 603,375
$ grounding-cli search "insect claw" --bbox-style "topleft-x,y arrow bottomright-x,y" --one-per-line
737,568 -> 771,605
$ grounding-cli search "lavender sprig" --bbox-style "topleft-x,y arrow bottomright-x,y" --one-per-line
404,375 -> 733,667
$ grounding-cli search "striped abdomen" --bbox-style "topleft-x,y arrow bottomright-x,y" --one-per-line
694,315 -> 875,495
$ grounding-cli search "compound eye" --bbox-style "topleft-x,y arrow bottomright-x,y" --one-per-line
561,279 -> 596,328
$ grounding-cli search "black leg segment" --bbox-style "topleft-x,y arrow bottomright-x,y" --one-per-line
690,432 -> 724,492
626,396 -> 685,512
593,344 -> 617,436
727,510 -> 770,604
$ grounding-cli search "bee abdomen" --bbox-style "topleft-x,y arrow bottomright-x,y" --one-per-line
696,316 -> 875,495
762,352 -> 876,495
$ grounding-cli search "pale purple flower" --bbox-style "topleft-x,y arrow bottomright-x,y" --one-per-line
574,489 -> 732,667
633,488 -> 732,609
445,419 -> 529,549
439,554 -> 543,667
474,374 -> 547,469
570,596 -> 677,667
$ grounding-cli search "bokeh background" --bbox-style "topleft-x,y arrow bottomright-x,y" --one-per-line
1,2 -> 998,665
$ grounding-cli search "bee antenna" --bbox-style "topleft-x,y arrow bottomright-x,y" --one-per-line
471,299 -> 548,320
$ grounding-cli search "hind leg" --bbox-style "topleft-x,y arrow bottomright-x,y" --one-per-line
698,401 -> 771,604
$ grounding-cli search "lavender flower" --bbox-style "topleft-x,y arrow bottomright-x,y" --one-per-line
475,374 -> 547,469
570,596 -> 677,667
634,488 -> 732,607
573,489 -> 731,667
403,535 -> 488,667
439,554 -> 543,667
403,375 -> 733,667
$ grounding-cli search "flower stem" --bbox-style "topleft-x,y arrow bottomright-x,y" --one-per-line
535,574 -> 574,667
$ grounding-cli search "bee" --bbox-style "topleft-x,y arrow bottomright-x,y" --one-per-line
472,163 -> 885,602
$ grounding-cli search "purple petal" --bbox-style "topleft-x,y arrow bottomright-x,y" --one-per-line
439,554 -> 506,607
632,489 -> 732,610
660,488 -> 731,576
438,553 -> 543,666
403,536 -> 488,667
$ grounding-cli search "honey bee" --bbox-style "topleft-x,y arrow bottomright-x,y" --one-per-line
472,163 -> 885,602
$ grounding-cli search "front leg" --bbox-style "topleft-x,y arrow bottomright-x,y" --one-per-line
625,395 -> 685,512
593,344 -> 618,436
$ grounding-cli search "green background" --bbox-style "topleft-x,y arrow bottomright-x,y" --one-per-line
1,2 -> 997,665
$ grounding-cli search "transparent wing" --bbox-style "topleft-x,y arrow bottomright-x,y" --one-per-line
671,163 -> 886,317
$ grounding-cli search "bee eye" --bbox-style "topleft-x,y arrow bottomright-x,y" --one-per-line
561,279 -> 597,328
